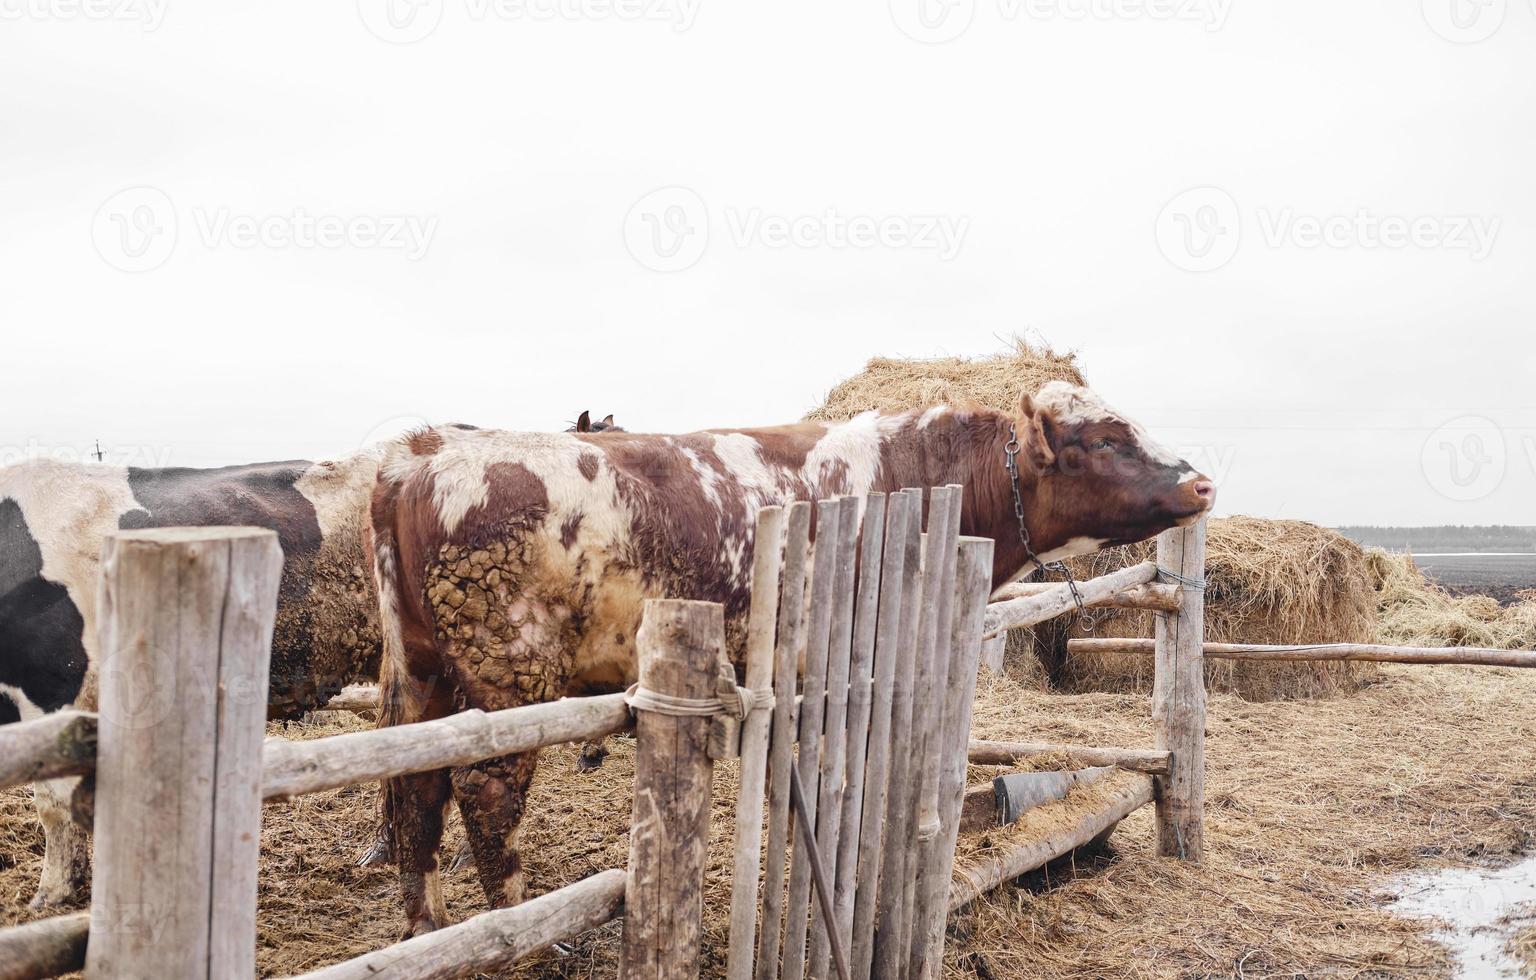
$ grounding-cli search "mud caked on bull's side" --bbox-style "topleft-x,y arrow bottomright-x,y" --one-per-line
367,381 -> 1215,936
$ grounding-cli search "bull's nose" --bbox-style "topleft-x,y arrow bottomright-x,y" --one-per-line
1192,479 -> 1215,504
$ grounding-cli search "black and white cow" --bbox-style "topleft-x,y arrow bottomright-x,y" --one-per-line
0,452 -> 383,907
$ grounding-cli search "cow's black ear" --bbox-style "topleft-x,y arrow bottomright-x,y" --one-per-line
576,411 -> 591,433
600,414 -> 615,427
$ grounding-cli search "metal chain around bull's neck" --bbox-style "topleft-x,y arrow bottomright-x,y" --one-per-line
1004,425 -> 1100,631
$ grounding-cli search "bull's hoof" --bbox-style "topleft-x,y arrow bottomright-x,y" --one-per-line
28,885 -> 82,911
357,838 -> 393,868
402,916 -> 440,940
575,743 -> 609,773
447,841 -> 474,875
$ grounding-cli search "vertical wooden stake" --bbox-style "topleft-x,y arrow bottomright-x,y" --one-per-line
1152,519 -> 1207,862
912,536 -> 994,980
726,506 -> 786,980
621,599 -> 725,979
782,500 -> 844,980
755,503 -> 812,980
86,527 -> 281,980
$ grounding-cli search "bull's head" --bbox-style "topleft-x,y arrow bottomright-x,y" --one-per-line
1017,381 -> 1214,555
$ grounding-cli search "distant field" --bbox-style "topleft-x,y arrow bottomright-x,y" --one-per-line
1409,553 -> 1536,605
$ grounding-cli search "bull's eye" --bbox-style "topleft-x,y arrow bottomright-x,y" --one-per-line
1091,438 -> 1116,452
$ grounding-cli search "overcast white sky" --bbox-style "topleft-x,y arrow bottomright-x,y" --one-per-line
2,0 -> 1533,527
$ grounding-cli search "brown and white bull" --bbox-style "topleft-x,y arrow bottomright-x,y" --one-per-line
369,381 -> 1214,933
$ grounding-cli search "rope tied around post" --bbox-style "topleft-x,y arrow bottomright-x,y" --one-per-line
624,658 -> 774,760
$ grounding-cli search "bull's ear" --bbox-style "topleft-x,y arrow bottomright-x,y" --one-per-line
1019,393 -> 1057,469
576,410 -> 591,433
600,414 -> 615,426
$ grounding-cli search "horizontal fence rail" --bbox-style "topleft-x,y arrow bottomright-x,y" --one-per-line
1068,638 -> 1536,669
288,868 -> 627,980
968,739 -> 1172,776
990,579 -> 1182,613
982,561 -> 1159,638
0,711 -> 97,791
261,693 -> 632,800
0,912 -> 90,980
947,773 -> 1155,911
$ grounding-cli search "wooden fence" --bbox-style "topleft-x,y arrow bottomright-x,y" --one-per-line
5,503 -> 1528,980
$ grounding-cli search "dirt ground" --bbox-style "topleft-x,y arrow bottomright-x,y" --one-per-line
4,662 -> 1534,978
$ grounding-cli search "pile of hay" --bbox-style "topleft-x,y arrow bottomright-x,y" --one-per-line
807,339 -> 1379,700
1027,517 -> 1380,700
803,336 -> 1087,422
1366,550 -> 1536,650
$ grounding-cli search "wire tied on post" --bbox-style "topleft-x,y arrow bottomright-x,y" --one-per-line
1156,566 -> 1208,591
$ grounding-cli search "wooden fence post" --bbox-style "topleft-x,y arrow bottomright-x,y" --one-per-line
621,599 -> 726,979
725,505 -> 785,980
85,527 -> 281,980
1152,519 -> 1207,862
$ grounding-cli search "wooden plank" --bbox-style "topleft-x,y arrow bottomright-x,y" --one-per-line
873,489 -> 932,979
806,496 -> 860,980
86,527 -> 281,980
981,561 -> 1159,638
1153,521 -> 1207,862
725,505 -> 786,980
781,500 -> 844,980
829,493 -> 887,964
755,503 -> 812,980
0,913 -> 89,980
967,740 -> 1171,776
848,492 -> 915,980
893,486 -> 961,973
289,868 -> 625,980
318,684 -> 381,715
978,633 -> 1007,673
0,711 -> 97,791
947,775 -> 1155,911
910,536 -> 994,978
262,694 -> 632,799
1068,638 -> 1536,669
989,580 -> 1182,613
620,599 -> 724,978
